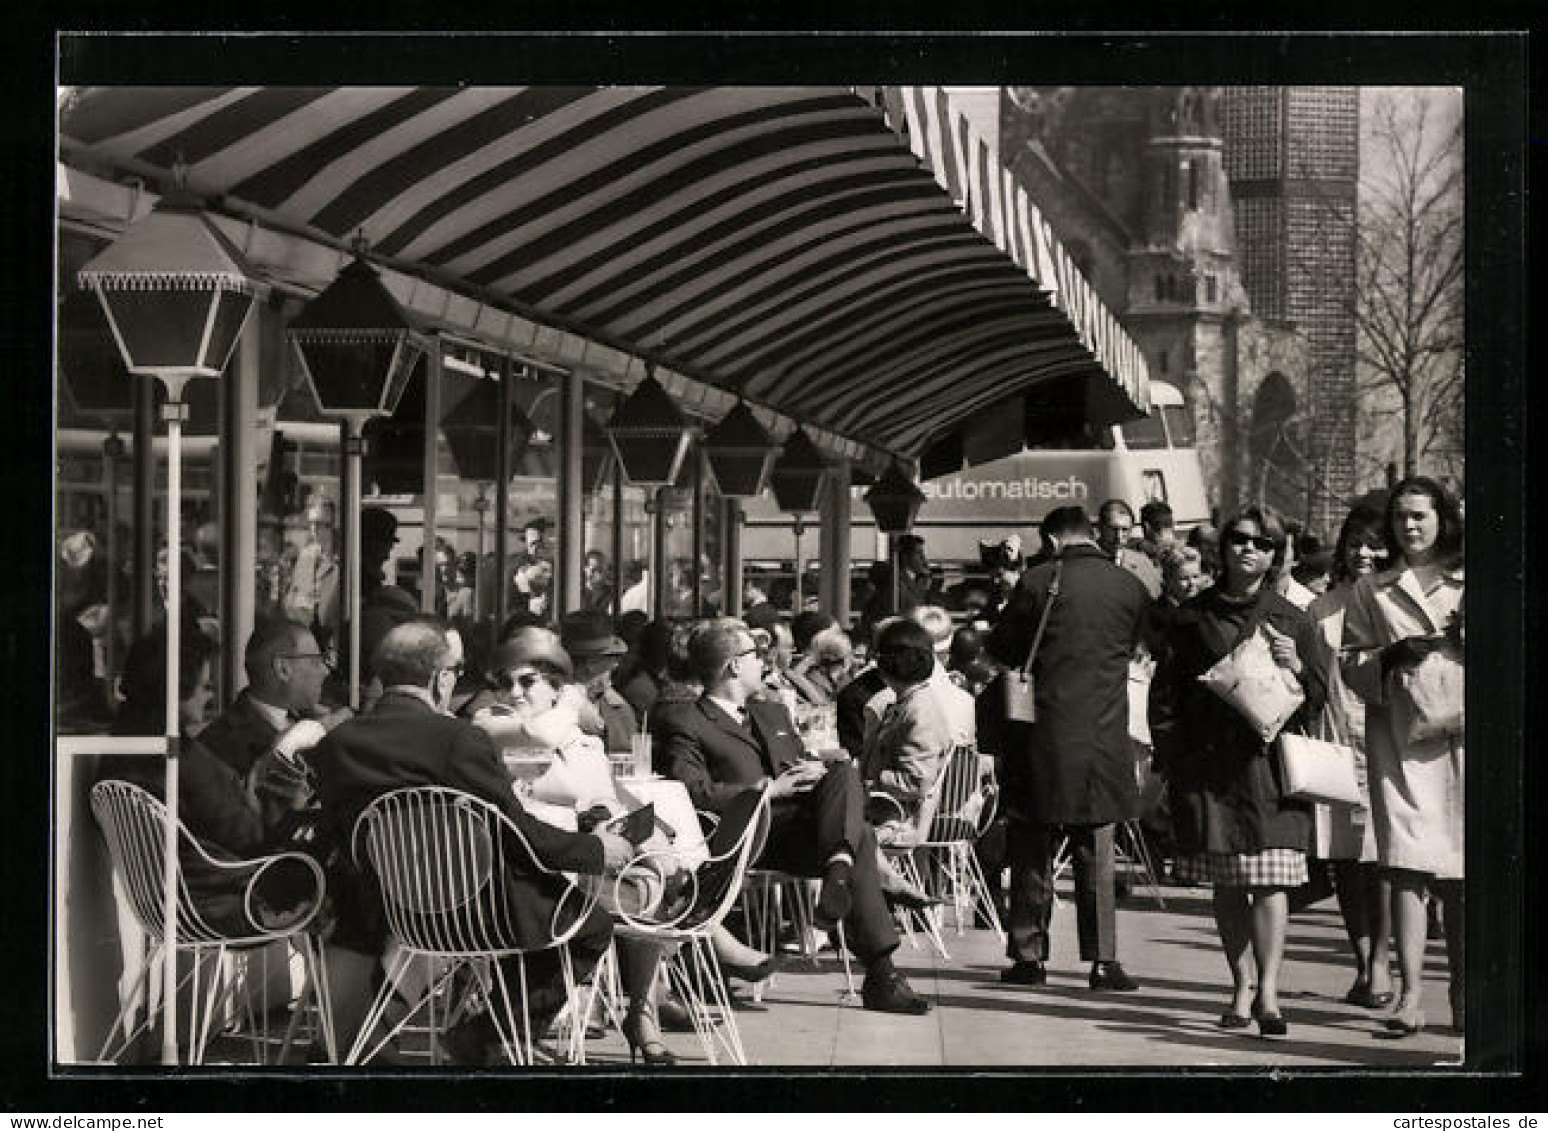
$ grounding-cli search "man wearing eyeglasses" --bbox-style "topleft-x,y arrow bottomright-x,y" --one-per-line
1097,498 -> 1163,601
199,619 -> 348,781
656,619 -> 932,1016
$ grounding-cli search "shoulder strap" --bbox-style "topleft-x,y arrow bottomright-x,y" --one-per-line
1020,560 -> 1062,679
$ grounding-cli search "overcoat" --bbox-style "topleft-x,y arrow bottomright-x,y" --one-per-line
986,543 -> 1150,825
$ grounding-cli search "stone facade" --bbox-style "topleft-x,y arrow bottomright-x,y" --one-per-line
1003,86 -> 1346,532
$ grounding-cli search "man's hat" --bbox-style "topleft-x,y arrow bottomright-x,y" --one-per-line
361,506 -> 398,545
559,609 -> 628,658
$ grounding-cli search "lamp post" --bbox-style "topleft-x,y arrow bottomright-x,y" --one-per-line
77,187 -> 258,1065
604,365 -> 694,618
864,462 -> 927,614
703,402 -> 780,620
287,238 -> 425,711
769,427 -> 828,613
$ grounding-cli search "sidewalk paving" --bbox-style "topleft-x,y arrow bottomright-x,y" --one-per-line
582,884 -> 1463,1069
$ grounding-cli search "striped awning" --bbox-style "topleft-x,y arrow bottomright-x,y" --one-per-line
58,85 -> 1148,463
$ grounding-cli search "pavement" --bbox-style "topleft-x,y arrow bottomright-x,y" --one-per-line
578,880 -> 1465,1070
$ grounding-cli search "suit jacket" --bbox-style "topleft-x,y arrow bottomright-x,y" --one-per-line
657,695 -> 805,815
861,681 -> 953,808
313,690 -> 604,951
1114,547 -> 1163,602
198,689 -> 286,779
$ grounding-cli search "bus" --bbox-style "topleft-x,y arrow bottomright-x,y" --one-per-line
740,381 -> 1207,588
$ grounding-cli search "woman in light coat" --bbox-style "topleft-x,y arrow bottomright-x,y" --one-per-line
1307,504 -> 1394,1010
1340,477 -> 1464,1036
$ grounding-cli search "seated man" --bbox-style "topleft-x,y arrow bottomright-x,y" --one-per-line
312,621 -> 632,1062
654,619 -> 931,1016
558,609 -> 638,752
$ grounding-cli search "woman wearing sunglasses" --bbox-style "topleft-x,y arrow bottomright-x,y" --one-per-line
472,627 -> 772,1066
1149,507 -> 1325,1037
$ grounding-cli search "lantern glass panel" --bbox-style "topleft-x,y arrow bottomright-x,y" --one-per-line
203,288 -> 256,375
295,338 -> 407,414
610,431 -> 690,490
706,450 -> 774,498
99,289 -> 229,372
770,472 -> 825,515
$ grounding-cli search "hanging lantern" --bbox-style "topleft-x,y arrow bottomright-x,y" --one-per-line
287,244 -> 424,422
57,290 -> 135,427
864,461 -> 928,535
604,366 -> 693,490
769,426 -> 828,514
77,191 -> 256,388
703,401 -> 780,498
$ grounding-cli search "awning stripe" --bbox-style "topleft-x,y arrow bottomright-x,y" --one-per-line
230,88 -> 465,210
58,84 -> 1149,462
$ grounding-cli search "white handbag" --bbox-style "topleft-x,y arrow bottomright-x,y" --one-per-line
1277,709 -> 1361,807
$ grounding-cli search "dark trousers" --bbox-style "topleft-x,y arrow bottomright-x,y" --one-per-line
1006,819 -> 1116,964
760,760 -> 900,964
494,902 -> 613,1029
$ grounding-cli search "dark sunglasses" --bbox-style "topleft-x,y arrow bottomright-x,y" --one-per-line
1225,531 -> 1277,553
501,670 -> 548,693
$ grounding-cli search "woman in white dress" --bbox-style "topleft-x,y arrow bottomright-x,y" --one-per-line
1340,478 -> 1465,1036
1307,504 -> 1394,1010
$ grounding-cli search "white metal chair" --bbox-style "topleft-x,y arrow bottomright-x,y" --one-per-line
347,785 -> 603,1066
872,744 -> 1004,956
90,779 -> 334,1065
590,789 -> 772,1066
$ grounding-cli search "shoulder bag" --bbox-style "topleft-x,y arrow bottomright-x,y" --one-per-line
1277,699 -> 1362,807
1003,561 -> 1061,724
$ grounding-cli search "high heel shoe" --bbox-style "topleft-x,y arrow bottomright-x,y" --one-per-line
1384,1002 -> 1425,1036
1251,994 -> 1288,1037
622,1011 -> 678,1067
720,954 -> 777,984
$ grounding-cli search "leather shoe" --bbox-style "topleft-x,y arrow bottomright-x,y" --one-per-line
1088,961 -> 1139,992
721,955 -> 778,984
1000,961 -> 1047,987
861,966 -> 932,1015
884,887 -> 940,914
814,860 -> 854,929
658,995 -> 723,1033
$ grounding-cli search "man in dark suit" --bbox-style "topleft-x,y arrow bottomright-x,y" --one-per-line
988,504 -> 1152,992
313,620 -> 632,1062
199,619 -> 347,779
655,619 -> 931,1015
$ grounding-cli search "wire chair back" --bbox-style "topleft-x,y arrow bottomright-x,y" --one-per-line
90,778 -> 322,947
918,744 -> 989,847
352,785 -> 595,960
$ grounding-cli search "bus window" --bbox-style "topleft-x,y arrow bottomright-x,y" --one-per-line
1142,469 -> 1168,503
1162,404 -> 1196,448
1120,411 -> 1167,450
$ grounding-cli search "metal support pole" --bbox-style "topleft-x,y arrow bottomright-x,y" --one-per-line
610,464 -> 624,619
342,420 -> 364,712
691,445 -> 705,617
420,346 -> 442,615
220,317 -> 259,703
558,368 -> 584,614
132,381 -> 155,640
724,498 -> 743,618
158,392 -> 190,1067
494,358 -> 512,632
102,436 -> 122,685
818,458 -> 851,622
792,516 -> 805,613
650,489 -> 667,618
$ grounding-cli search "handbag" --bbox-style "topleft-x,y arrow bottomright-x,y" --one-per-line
1002,561 -> 1061,724
1197,623 -> 1305,743
1277,708 -> 1361,807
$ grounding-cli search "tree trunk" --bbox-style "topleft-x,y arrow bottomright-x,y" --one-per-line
1403,390 -> 1421,478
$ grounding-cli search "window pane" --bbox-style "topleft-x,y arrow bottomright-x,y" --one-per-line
1120,411 -> 1168,450
1163,404 -> 1197,448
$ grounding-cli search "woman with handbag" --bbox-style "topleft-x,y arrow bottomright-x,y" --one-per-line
1149,507 -> 1326,1036
1306,504 -> 1395,1011
1340,478 -> 1465,1037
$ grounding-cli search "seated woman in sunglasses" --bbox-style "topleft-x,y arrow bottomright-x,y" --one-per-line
470,626 -> 773,1066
